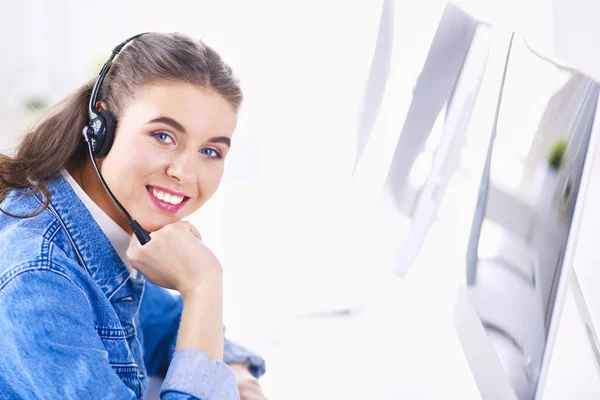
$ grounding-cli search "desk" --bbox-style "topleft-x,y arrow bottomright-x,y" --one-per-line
257,278 -> 504,399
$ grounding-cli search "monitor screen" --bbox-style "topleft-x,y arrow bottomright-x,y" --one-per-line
466,33 -> 599,399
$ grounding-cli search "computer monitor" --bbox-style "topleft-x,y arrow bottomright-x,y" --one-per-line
465,31 -> 599,399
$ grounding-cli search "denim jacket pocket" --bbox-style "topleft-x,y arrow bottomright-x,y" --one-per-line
111,364 -> 142,399
97,327 -> 143,399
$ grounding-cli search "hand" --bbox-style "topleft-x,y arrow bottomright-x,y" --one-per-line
228,363 -> 269,400
127,221 -> 222,297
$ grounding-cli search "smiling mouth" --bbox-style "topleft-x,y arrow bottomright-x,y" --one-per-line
146,185 -> 191,212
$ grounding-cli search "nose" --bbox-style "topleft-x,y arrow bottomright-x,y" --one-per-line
166,151 -> 198,185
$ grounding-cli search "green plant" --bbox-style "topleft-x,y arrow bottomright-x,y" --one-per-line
549,137 -> 568,170
24,98 -> 47,111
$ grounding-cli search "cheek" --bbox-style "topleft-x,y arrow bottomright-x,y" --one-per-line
101,139 -> 167,197
204,167 -> 224,195
106,150 -> 157,182
101,132 -> 140,176
193,167 -> 224,207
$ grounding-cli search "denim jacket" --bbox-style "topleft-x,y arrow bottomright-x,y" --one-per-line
0,176 -> 265,399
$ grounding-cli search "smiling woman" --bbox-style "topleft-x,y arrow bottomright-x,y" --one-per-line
80,81 -> 238,233
0,32 -> 266,400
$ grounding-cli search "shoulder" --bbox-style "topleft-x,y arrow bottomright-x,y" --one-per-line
0,236 -> 94,327
0,202 -> 85,294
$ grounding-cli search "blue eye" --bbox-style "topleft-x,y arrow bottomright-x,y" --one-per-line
200,148 -> 221,158
153,132 -> 174,144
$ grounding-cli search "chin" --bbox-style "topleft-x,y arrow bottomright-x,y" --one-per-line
136,216 -> 173,233
136,201 -> 193,233
145,221 -> 172,233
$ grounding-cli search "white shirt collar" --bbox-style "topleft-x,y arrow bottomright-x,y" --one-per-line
62,170 -> 137,278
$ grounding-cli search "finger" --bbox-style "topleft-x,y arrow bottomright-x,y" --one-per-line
240,391 -> 267,400
181,221 -> 203,241
238,385 -> 266,399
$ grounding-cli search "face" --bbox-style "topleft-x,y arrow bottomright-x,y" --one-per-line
97,81 -> 237,233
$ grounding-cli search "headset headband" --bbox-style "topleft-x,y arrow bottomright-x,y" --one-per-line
83,32 -> 152,245
88,33 -> 148,119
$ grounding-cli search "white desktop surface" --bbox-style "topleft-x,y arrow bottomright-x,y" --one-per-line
257,278 -> 486,400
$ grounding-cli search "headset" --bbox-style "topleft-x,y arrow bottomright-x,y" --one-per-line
82,33 -> 152,245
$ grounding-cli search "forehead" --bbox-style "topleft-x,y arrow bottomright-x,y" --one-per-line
124,81 -> 237,137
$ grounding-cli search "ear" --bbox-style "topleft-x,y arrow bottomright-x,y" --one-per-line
95,101 -> 109,113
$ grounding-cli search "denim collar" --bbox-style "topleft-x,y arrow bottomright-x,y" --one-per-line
61,170 -> 138,279
44,176 -> 143,301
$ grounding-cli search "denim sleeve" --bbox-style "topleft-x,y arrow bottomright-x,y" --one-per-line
140,280 -> 183,377
140,281 -> 266,379
224,337 -> 267,379
0,268 -> 238,400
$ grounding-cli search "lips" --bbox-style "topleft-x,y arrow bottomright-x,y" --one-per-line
146,185 -> 190,213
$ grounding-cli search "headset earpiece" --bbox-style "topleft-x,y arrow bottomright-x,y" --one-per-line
84,109 -> 116,158
93,110 -> 117,158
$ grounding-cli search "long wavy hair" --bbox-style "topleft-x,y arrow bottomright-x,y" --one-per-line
0,32 -> 242,218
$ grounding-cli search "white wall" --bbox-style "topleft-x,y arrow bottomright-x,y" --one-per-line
553,0 -> 600,83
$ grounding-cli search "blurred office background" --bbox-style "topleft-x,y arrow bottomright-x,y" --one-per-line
3,0 -> 600,399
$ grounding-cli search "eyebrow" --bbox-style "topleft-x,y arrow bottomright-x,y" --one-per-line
207,136 -> 231,148
148,117 -> 186,133
147,116 -> 231,148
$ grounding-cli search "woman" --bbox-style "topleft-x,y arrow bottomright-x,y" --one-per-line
0,32 -> 266,399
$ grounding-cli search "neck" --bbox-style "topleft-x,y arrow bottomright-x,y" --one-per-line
69,160 -> 133,235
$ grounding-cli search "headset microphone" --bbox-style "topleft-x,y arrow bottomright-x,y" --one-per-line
82,33 -> 151,245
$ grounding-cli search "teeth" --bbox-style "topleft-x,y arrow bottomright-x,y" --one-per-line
150,187 -> 185,205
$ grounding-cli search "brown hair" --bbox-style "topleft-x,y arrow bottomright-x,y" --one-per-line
0,32 -> 242,218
